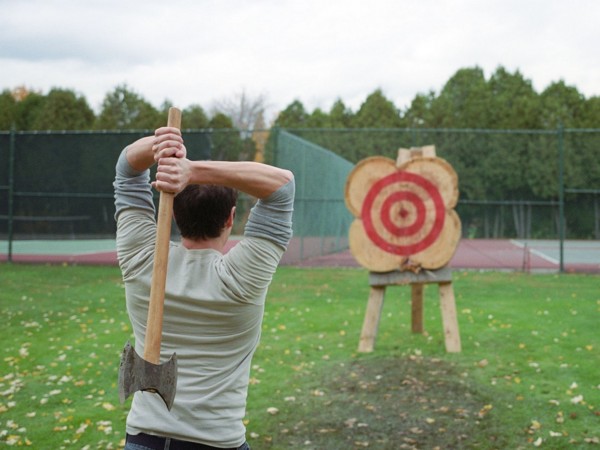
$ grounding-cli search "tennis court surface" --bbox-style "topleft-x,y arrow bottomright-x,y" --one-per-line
1,238 -> 598,273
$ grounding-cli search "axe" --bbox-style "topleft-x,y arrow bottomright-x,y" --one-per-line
118,107 -> 181,410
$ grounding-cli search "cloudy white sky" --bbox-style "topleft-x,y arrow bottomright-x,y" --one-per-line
1,0 -> 599,121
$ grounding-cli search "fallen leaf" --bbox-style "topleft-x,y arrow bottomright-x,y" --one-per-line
570,395 -> 583,404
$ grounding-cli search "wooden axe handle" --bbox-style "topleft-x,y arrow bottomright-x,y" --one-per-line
144,107 -> 182,364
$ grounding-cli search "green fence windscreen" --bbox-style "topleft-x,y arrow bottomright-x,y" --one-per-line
273,130 -> 354,261
287,128 -> 600,240
1,127 -> 599,264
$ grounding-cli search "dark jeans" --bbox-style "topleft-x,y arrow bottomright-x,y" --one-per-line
124,433 -> 251,450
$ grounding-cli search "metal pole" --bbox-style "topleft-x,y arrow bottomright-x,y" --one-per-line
7,126 -> 16,263
557,125 -> 565,272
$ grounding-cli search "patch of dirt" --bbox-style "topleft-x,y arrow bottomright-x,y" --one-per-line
268,356 -> 506,449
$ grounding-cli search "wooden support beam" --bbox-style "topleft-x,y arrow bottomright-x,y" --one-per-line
411,284 -> 424,334
358,267 -> 461,353
358,286 -> 386,353
438,282 -> 461,352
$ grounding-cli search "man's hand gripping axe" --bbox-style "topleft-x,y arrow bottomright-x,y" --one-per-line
118,107 -> 181,410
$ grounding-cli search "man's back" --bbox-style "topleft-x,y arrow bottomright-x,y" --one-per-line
119,230 -> 284,446
114,130 -> 294,449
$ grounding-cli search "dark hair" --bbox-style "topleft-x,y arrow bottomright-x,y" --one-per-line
173,185 -> 238,240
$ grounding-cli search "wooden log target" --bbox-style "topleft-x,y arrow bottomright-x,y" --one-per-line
345,148 -> 461,272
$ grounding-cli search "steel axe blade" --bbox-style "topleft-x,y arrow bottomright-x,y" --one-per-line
118,341 -> 177,410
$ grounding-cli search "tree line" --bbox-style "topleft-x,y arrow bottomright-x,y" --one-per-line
0,84 -> 237,131
1,66 -> 599,132
274,66 -> 599,130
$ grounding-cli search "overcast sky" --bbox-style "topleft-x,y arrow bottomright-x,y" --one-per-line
1,0 -> 598,121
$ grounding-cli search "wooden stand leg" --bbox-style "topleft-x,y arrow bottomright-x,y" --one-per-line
358,286 -> 386,353
411,283 -> 424,334
438,282 -> 461,352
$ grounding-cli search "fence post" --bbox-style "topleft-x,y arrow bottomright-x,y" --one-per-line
557,125 -> 565,272
7,126 -> 16,263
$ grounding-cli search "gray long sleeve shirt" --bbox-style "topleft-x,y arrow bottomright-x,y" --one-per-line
114,149 -> 294,447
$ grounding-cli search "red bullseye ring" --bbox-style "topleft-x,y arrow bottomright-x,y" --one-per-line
380,191 -> 426,236
361,171 -> 445,255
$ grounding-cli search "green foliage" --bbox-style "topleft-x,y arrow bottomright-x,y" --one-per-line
273,66 -> 600,131
29,88 -> 95,130
402,91 -> 435,127
2,65 -> 599,133
430,67 -> 492,128
205,113 -> 256,161
14,91 -> 45,130
0,90 -> 17,129
306,108 -> 329,127
208,112 -> 234,129
328,99 -> 353,128
540,81 -> 586,128
95,84 -> 163,130
353,89 -> 403,128
273,100 -> 309,128
581,97 -> 600,128
182,104 -> 209,129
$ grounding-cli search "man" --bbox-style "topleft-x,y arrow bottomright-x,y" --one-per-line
114,126 -> 294,450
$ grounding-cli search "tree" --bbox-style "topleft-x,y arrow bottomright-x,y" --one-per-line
429,67 -> 491,128
580,96 -> 600,128
539,80 -> 586,128
208,113 -> 251,161
14,90 -> 45,130
477,68 -> 543,203
487,67 -> 541,129
95,84 -> 162,130
183,104 -> 209,129
29,88 -> 95,130
273,100 -> 309,128
209,112 -> 235,129
352,89 -> 402,128
306,108 -> 329,127
0,90 -> 17,129
328,99 -> 354,128
402,91 -> 435,128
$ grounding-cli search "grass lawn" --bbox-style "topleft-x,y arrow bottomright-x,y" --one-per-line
0,264 -> 598,449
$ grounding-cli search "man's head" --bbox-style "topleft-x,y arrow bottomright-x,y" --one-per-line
173,185 -> 238,240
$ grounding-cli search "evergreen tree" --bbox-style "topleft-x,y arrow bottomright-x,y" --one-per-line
353,89 -> 402,128
328,99 -> 354,128
306,108 -> 329,127
273,100 -> 309,128
95,84 -> 162,130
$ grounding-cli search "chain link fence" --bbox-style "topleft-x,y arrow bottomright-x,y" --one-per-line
1,127 -> 599,268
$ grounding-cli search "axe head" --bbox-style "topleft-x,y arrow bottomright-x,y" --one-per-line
118,341 -> 178,410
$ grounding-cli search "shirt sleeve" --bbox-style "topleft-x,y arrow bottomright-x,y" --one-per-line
113,147 -> 157,278
113,147 -> 156,219
243,177 -> 295,249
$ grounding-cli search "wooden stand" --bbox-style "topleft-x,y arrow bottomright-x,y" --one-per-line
349,145 -> 462,353
357,267 -> 461,353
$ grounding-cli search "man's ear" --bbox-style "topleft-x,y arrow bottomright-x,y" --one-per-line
226,206 -> 236,228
